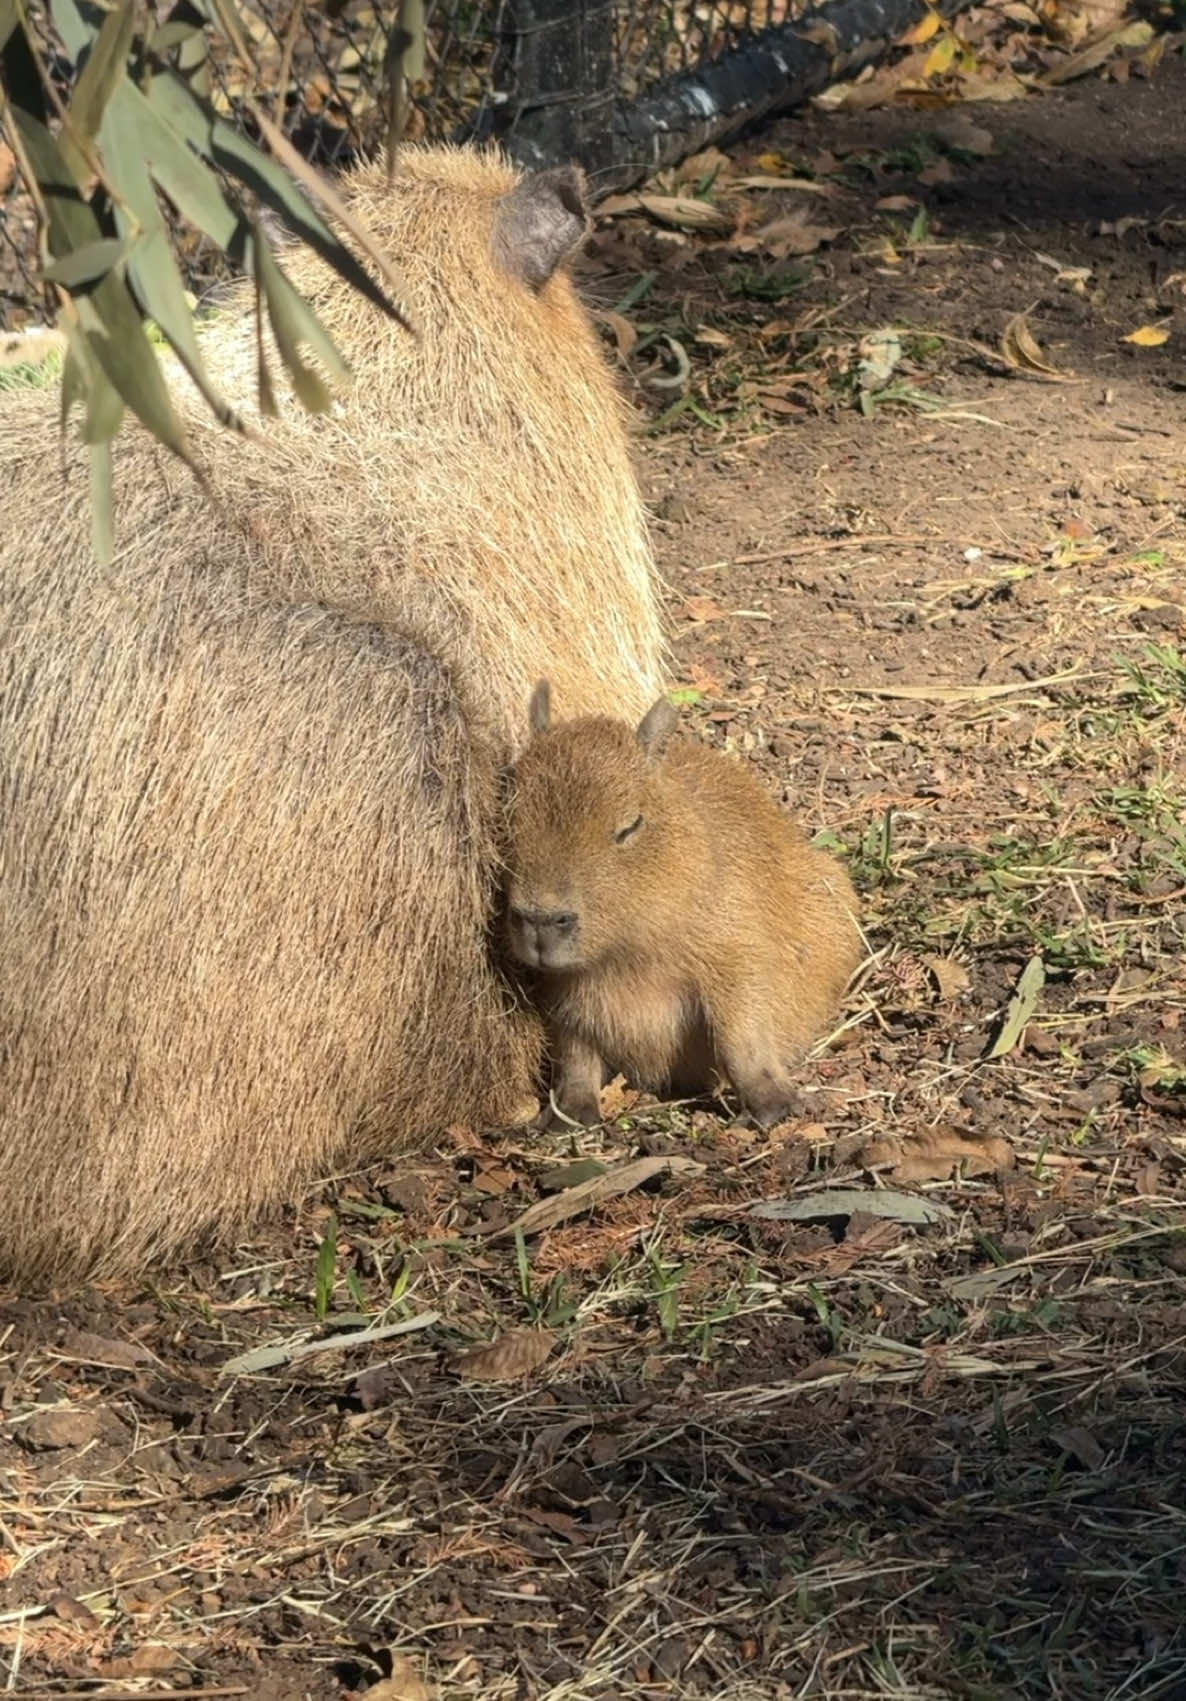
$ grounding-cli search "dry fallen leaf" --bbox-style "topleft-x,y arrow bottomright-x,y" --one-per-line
498,1155 -> 705,1238
454,1328 -> 556,1383
683,594 -> 727,622
1000,313 -> 1075,381
858,328 -> 903,389
637,193 -> 736,234
955,69 -> 1029,103
755,213 -> 842,257
50,1593 -> 101,1626
899,7 -> 942,44
365,1654 -> 437,1701
1041,17 -> 1153,85
1123,324 -> 1171,347
987,955 -> 1046,1060
676,146 -> 733,185
750,1188 -> 954,1225
1050,1424 -> 1106,1470
923,953 -> 971,1002
734,174 -> 843,196
597,310 -> 638,358
842,663 -> 1083,703
102,1644 -> 183,1677
924,32 -> 959,76
861,1128 -> 1015,1182
599,1072 -> 642,1119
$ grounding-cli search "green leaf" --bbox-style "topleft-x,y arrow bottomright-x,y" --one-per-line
143,68 -> 404,325
147,16 -> 207,52
75,288 -> 193,466
0,0 -> 20,54
68,0 -> 135,146
314,1216 -> 338,1322
117,82 -> 238,252
986,955 -> 1046,1060
395,0 -> 425,79
254,282 -> 279,418
15,114 -> 196,478
60,316 -> 125,444
59,330 -> 86,432
100,83 -> 237,427
88,438 -> 114,566
43,235 -> 133,289
254,229 -> 342,411
47,0 -> 93,61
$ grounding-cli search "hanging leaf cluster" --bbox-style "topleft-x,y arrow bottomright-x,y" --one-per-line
0,0 -> 421,563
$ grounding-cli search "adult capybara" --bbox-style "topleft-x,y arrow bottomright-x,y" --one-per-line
504,682 -> 860,1128
0,148 -> 664,1279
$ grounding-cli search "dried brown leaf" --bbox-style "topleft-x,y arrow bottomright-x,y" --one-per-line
597,309 -> 638,358
734,174 -> 843,196
683,594 -> 727,622
498,1155 -> 705,1239
1000,313 -> 1075,381
1041,18 -> 1153,85
756,213 -> 842,257
59,1328 -> 157,1369
49,1593 -> 100,1626
843,663 -> 1083,702
454,1327 -> 556,1382
923,953 -> 971,1002
1123,323 -> 1170,347
365,1655 -> 437,1701
861,1127 -> 1015,1182
637,193 -> 736,234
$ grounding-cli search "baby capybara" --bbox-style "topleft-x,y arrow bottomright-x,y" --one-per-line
504,681 -> 862,1128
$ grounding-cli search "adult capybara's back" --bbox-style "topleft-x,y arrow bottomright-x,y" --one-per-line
0,147 -> 664,1279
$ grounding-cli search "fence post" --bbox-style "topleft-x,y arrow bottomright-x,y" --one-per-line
492,0 -> 616,170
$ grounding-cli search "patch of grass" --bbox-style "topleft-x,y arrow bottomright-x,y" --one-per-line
0,348 -> 61,391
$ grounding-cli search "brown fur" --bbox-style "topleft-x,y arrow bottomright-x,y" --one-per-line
504,684 -> 861,1128
0,146 -> 665,1280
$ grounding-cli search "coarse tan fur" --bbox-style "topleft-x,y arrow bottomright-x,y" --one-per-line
0,147 -> 665,1280
504,684 -> 861,1128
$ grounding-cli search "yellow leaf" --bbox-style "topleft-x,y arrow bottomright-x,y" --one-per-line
924,33 -> 958,75
1123,324 -> 1170,347
900,7 -> 941,43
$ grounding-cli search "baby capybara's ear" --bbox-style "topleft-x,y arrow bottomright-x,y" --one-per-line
492,166 -> 590,292
529,678 -> 552,736
636,695 -> 678,759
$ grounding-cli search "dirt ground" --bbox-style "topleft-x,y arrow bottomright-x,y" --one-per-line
3,46 -> 1186,1701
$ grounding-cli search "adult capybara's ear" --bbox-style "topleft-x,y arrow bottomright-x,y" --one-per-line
492,166 -> 590,292
636,696 -> 678,759
528,679 -> 552,736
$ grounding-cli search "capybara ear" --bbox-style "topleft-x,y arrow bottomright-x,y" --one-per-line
493,166 -> 590,292
636,695 -> 678,758
529,679 -> 552,735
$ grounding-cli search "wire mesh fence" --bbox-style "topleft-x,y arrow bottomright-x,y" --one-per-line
0,0 -> 810,329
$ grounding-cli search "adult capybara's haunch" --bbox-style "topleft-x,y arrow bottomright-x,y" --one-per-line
504,682 -> 860,1128
0,148 -> 664,1279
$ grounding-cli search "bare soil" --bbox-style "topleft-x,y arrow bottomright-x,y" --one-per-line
3,52 -> 1186,1701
